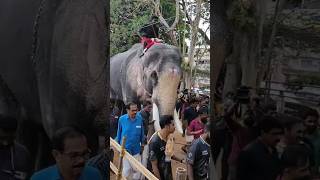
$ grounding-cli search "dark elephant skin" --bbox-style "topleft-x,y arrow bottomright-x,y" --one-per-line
110,43 -> 182,116
0,0 -> 107,170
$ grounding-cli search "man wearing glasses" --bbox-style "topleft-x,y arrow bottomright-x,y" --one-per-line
116,102 -> 145,180
31,127 -> 102,180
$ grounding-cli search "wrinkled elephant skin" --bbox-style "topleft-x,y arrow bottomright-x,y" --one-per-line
0,0 -> 107,169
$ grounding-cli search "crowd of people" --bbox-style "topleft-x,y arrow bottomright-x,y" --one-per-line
212,91 -> 320,180
1,86 -> 319,180
110,90 -> 211,180
111,87 -> 320,180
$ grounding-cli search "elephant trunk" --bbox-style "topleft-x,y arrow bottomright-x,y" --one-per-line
152,68 -> 183,134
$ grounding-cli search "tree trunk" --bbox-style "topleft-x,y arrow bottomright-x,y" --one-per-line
241,33 -> 258,88
223,30 -> 241,98
187,0 -> 202,69
223,61 -> 241,97
211,0 -> 229,92
256,0 -> 267,89
185,71 -> 192,90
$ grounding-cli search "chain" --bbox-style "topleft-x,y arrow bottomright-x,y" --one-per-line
30,0 -> 46,68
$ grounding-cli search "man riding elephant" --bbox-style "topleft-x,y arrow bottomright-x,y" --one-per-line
110,41 -> 183,134
139,15 -> 163,57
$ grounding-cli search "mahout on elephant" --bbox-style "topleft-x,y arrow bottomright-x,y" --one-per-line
110,42 -> 183,134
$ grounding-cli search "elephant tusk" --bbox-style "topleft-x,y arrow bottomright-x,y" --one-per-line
153,103 -> 161,132
174,108 -> 183,134
152,103 -> 183,134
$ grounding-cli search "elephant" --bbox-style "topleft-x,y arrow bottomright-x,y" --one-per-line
110,43 -> 183,134
0,0 -> 107,171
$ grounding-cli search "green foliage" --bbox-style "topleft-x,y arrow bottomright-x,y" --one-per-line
110,0 -> 152,56
110,0 -> 186,56
228,0 -> 257,32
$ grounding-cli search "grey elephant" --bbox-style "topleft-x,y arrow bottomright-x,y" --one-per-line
110,43 -> 183,133
0,0 -> 107,170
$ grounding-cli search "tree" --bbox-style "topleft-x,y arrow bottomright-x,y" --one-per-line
110,0 -> 210,92
150,0 -> 180,46
110,0 -> 152,56
179,0 -> 210,90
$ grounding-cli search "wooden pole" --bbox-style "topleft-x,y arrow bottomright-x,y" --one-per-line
117,136 -> 127,180
110,138 -> 159,180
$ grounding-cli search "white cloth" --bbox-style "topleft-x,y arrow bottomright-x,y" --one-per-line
123,154 -> 142,180
185,129 -> 194,143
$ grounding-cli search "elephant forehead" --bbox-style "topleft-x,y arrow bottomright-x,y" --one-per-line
143,48 -> 181,66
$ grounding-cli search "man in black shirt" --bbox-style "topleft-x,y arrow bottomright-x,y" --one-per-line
140,100 -> 153,175
182,98 -> 199,153
139,100 -> 153,141
148,115 -> 183,180
0,115 -> 31,180
184,98 -> 198,126
237,115 -> 284,180
110,106 -> 120,139
187,123 -> 211,180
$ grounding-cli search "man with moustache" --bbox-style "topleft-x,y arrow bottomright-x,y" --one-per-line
237,115 -> 284,180
116,102 -> 145,180
187,123 -> 211,180
186,107 -> 208,139
0,115 -> 31,180
31,126 -> 101,180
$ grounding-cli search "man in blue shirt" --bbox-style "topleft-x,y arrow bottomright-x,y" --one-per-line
31,127 -> 102,180
116,102 -> 145,180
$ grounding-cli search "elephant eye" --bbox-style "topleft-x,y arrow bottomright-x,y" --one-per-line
150,71 -> 158,86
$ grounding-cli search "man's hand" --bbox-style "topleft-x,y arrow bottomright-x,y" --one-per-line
189,129 -> 203,135
181,158 -> 186,164
196,129 -> 204,134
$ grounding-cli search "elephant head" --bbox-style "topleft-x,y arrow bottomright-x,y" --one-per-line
135,44 -> 183,133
